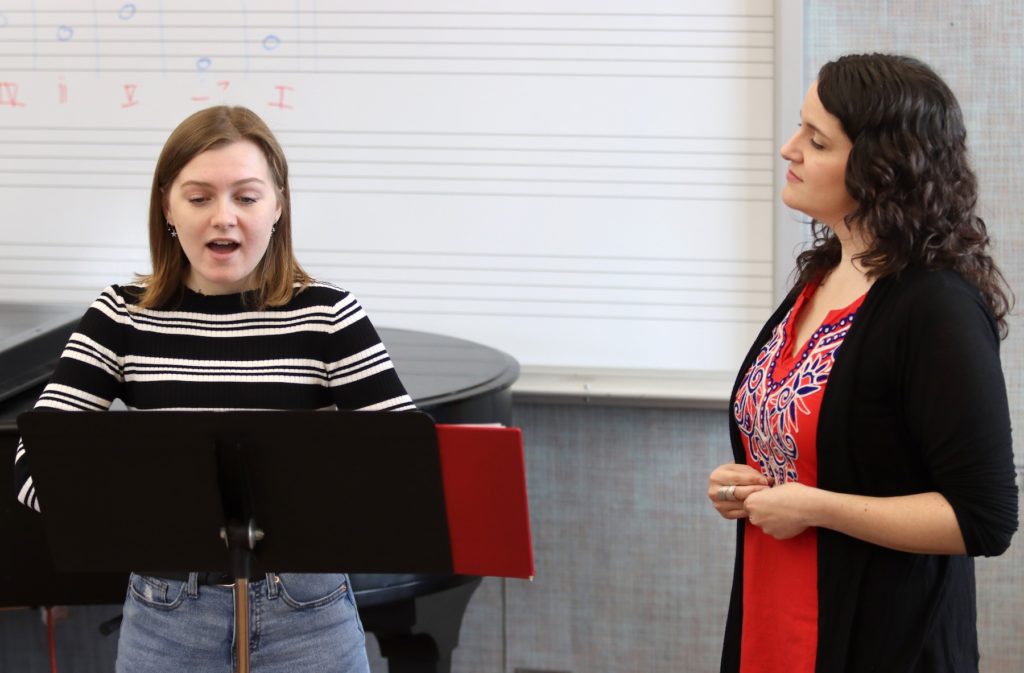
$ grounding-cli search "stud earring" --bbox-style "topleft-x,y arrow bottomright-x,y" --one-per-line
271,226 -> 276,235
166,223 -> 177,238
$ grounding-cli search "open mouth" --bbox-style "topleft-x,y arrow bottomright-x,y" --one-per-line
207,241 -> 240,252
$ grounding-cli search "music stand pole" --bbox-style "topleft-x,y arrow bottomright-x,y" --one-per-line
234,577 -> 250,673
217,440 -> 265,673
220,519 -> 263,673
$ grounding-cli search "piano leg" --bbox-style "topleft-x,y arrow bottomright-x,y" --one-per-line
359,576 -> 482,673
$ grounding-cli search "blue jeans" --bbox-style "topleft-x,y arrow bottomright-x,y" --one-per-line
115,572 -> 370,673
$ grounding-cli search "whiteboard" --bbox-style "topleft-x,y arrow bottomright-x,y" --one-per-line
0,0 -> 799,401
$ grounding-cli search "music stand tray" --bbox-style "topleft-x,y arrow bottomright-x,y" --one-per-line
19,410 -> 534,672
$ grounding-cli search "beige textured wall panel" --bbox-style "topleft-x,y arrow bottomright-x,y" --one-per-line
496,404 -> 735,673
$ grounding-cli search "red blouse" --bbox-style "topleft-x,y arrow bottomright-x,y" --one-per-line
732,283 -> 865,673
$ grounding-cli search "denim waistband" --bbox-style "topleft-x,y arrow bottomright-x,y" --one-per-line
144,571 -> 268,585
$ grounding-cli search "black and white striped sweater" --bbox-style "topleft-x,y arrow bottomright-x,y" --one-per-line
14,282 -> 415,512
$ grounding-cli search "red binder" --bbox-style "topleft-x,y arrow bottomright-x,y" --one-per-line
436,425 -> 534,580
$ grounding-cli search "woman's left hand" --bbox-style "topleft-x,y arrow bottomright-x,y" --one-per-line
743,482 -> 820,540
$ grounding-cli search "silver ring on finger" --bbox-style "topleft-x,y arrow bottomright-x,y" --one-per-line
725,484 -> 738,501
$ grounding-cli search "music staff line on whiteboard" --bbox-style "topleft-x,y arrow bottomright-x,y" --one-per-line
1,125 -> 771,140
1,9 -> 770,18
8,53 -> 774,66
3,68 -> 773,80
0,240 -> 771,266
0,273 -> 773,311
0,266 -> 773,295
0,242 -> 770,267
0,283 -> 772,325
1,5 -> 772,77
0,144 -> 773,158
2,37 -> 773,50
0,265 -> 775,293
0,156 -> 771,174
0,282 -> 775,324
0,248 -> 771,282
0,165 -> 772,185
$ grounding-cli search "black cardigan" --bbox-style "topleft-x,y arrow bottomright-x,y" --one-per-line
721,268 -> 1018,673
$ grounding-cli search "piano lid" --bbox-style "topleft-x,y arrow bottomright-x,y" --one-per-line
0,303 -> 519,425
0,303 -> 83,422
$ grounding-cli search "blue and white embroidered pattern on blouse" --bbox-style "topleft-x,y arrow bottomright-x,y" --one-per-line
733,308 -> 857,486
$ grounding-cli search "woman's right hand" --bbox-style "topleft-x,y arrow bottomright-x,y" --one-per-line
708,462 -> 771,520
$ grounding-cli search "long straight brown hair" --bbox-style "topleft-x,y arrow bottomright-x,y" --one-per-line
136,106 -> 311,309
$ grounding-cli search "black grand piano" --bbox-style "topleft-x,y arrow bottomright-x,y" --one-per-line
0,302 -> 519,672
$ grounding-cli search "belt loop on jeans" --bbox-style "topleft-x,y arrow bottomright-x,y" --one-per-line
186,572 -> 199,598
265,572 -> 280,598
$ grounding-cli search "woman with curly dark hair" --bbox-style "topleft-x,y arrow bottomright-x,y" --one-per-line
706,53 -> 1018,673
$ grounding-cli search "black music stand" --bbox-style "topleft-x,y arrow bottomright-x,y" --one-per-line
18,410 -> 457,673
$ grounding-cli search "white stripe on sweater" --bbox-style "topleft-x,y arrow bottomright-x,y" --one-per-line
329,360 -> 396,387
37,383 -> 114,410
18,477 -> 39,512
90,289 -> 366,338
357,395 -> 417,411
124,404 -> 338,411
124,372 -> 329,385
126,354 -> 325,368
327,343 -> 387,371
62,333 -> 123,380
99,285 -> 359,324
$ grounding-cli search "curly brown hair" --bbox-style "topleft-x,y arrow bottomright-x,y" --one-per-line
794,53 -> 1012,336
